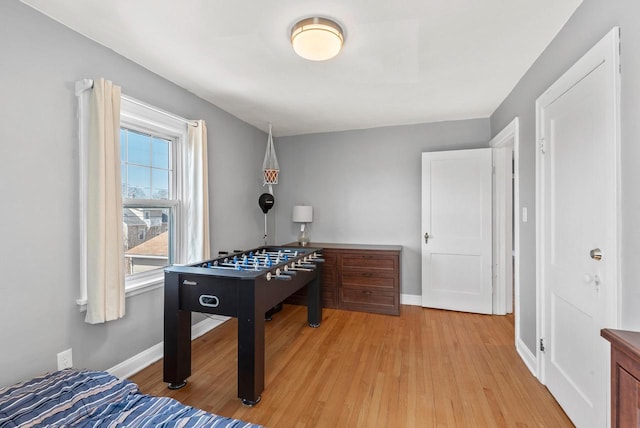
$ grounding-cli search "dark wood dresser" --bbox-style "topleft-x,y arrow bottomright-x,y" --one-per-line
284,242 -> 402,316
601,328 -> 640,427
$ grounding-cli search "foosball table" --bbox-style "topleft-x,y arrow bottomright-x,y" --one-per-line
163,245 -> 323,405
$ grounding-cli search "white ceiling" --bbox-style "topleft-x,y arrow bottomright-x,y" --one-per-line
21,0 -> 582,137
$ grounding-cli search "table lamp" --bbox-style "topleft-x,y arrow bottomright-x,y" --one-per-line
292,205 -> 313,246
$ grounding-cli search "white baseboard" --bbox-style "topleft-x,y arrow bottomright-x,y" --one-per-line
107,315 -> 229,379
401,294 -> 422,306
516,337 -> 538,379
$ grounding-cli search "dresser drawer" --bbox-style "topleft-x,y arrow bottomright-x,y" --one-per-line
341,253 -> 398,271
339,287 -> 398,315
341,271 -> 396,289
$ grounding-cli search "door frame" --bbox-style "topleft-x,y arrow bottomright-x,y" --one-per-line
491,118 -> 532,373
490,117 -> 519,318
535,27 -> 621,383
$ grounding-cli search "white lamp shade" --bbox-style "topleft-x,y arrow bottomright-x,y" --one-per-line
292,205 -> 313,223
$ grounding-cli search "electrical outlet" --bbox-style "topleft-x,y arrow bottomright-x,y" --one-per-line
57,348 -> 73,370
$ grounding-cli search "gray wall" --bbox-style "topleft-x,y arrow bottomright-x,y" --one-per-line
274,119 -> 490,296
491,0 -> 640,354
0,1 -> 268,387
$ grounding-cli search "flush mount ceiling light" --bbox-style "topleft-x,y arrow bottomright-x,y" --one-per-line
291,17 -> 344,61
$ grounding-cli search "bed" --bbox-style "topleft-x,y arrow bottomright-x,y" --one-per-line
0,369 -> 262,427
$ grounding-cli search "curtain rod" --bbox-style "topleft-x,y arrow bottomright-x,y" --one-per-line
74,78 -> 198,127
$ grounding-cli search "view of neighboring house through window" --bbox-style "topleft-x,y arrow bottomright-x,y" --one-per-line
121,128 -> 176,276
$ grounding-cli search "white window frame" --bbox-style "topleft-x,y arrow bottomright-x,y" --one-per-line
77,94 -> 188,309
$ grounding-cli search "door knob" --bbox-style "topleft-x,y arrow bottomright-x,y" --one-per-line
590,248 -> 603,261
424,232 -> 429,244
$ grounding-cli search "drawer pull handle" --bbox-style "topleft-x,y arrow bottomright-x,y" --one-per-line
183,280 -> 197,286
199,294 -> 220,307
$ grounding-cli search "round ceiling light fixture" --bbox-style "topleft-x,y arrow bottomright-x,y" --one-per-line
291,17 -> 344,61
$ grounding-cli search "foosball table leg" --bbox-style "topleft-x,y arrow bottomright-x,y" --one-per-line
307,261 -> 323,327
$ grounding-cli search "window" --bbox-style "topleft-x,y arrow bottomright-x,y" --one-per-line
119,98 -> 188,292
76,74 -> 214,320
121,128 -> 173,276
76,92 -> 190,308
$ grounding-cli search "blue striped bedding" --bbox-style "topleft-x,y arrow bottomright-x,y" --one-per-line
0,369 -> 262,427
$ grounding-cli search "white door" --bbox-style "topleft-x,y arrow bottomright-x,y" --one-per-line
537,28 -> 619,428
421,148 -> 493,314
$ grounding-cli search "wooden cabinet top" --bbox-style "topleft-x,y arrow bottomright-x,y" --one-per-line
284,242 -> 402,252
601,328 -> 640,361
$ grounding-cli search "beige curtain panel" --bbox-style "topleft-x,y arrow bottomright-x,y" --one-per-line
85,78 -> 125,324
187,120 -> 211,262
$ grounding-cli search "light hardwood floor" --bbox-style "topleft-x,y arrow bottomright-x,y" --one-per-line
130,305 -> 573,427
